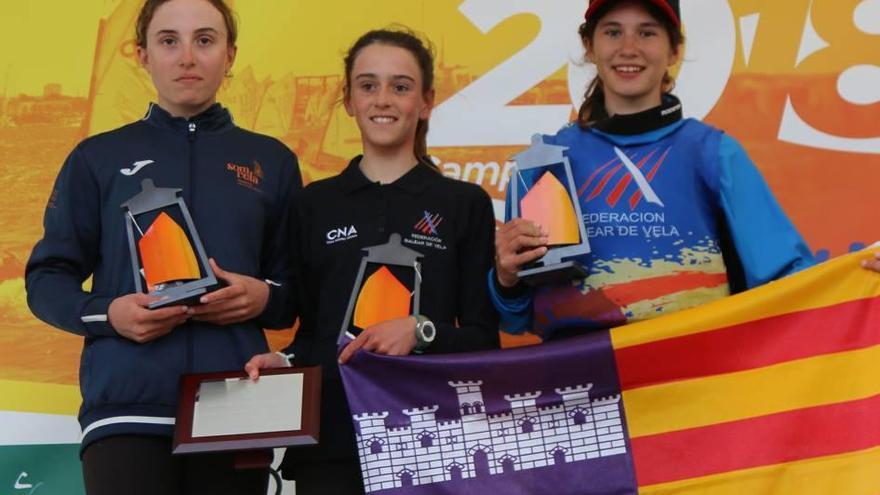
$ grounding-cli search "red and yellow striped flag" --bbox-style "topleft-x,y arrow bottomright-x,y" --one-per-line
614,248 -> 880,494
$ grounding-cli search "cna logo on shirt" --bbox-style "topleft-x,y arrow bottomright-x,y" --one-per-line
414,211 -> 443,235
326,225 -> 358,244
580,146 -> 670,210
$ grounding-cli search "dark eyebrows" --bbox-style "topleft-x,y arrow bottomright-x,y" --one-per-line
354,74 -> 417,83
153,27 -> 221,37
194,27 -> 221,36
597,20 -> 662,29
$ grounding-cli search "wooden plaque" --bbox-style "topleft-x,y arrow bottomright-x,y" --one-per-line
172,366 -> 321,455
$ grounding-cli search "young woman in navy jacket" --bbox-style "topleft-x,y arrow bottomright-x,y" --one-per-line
26,1 -> 301,493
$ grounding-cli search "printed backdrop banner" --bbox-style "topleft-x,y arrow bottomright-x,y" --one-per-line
340,247 -> 880,494
1,0 -> 879,492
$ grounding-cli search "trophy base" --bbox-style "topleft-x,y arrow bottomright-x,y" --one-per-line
148,285 -> 209,309
518,261 -> 588,286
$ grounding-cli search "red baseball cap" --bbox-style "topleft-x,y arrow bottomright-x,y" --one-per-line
584,0 -> 681,27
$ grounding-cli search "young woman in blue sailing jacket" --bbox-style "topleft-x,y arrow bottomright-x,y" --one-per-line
489,0 -> 880,340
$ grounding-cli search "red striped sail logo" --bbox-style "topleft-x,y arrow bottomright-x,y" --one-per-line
579,146 -> 670,210
415,211 -> 443,235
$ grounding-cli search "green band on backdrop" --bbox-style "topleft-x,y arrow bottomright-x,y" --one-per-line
0,444 -> 84,495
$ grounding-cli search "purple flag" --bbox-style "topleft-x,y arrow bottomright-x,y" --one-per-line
339,330 -> 637,494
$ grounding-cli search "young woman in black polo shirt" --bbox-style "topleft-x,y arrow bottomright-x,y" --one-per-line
245,28 -> 500,494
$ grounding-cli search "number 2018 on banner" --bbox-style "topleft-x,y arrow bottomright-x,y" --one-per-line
429,0 -> 880,154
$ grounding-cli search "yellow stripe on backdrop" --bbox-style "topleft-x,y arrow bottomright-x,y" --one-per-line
623,344 -> 880,438
612,249 -> 880,349
639,445 -> 880,495
0,380 -> 80,416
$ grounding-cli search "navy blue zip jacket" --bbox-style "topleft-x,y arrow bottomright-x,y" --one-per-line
25,103 -> 302,449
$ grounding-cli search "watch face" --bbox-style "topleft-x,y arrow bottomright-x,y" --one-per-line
422,321 -> 436,340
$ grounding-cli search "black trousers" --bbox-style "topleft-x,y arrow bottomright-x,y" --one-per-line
81,435 -> 269,495
286,459 -> 365,495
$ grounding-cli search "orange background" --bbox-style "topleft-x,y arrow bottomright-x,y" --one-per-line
0,0 -> 878,391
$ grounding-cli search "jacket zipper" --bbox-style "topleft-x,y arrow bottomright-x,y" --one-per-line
185,120 -> 196,372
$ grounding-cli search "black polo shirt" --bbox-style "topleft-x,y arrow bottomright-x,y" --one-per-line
282,156 -> 499,464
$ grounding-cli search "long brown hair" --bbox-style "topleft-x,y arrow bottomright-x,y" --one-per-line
577,0 -> 684,128
135,0 -> 238,48
343,28 -> 437,168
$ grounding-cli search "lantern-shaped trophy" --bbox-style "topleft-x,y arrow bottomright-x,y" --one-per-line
121,179 -> 218,309
339,233 -> 423,343
510,134 -> 591,286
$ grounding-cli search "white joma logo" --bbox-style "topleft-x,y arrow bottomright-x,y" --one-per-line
326,225 -> 358,244
120,160 -> 155,176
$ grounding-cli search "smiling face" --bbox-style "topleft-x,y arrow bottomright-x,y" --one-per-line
586,0 -> 679,115
344,43 -> 434,160
136,0 -> 236,118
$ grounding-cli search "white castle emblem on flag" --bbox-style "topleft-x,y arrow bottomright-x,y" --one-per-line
353,380 -> 626,493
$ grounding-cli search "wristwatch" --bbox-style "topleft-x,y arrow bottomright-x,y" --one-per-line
413,315 -> 436,353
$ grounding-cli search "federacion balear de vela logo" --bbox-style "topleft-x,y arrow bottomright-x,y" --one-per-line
580,146 -> 670,210
415,211 -> 443,236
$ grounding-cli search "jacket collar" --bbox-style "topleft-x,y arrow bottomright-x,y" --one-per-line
339,155 -> 437,196
589,93 -> 683,136
141,102 -> 235,133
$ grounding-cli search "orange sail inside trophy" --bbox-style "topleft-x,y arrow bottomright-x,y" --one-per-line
521,171 -> 581,246
353,265 -> 411,329
138,211 -> 201,289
